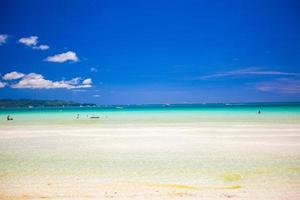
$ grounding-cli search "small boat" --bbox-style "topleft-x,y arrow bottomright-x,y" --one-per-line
90,116 -> 100,119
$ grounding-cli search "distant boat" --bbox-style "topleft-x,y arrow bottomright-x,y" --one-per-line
28,106 -> 33,108
90,116 -> 100,119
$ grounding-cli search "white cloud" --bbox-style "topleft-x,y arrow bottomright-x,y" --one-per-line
11,73 -> 68,89
64,77 -> 81,85
90,67 -> 98,72
0,34 -> 8,45
19,36 -> 38,46
18,36 -> 49,50
0,81 -> 6,88
93,94 -> 100,97
45,51 -> 79,63
3,71 -> 25,80
251,78 -> 300,94
200,67 -> 300,79
33,44 -> 50,50
82,78 -> 92,85
75,84 -> 92,88
5,72 -> 91,89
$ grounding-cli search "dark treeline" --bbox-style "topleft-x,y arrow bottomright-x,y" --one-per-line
0,99 -> 96,108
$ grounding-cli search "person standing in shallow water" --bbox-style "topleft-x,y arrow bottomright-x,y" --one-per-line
7,115 -> 13,120
258,110 -> 261,114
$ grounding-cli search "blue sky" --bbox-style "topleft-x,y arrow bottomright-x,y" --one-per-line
0,0 -> 299,104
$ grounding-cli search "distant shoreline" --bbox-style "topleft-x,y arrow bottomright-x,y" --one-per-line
0,99 -> 96,108
0,100 -> 300,110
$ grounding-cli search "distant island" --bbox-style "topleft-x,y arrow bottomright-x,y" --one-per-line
0,99 -> 96,108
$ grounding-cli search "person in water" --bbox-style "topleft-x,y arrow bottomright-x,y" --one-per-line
258,110 -> 261,114
7,115 -> 13,121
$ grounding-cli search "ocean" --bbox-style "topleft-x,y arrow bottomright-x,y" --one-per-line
1,102 -> 300,125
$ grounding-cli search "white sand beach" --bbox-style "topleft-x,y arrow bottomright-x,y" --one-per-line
0,110 -> 300,200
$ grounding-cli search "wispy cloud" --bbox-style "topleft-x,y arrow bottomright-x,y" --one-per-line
3,71 -> 25,80
18,36 -> 50,50
1,71 -> 92,89
90,67 -> 98,72
250,78 -> 300,94
72,89 -> 88,92
0,81 -> 6,88
64,77 -> 81,85
200,67 -> 299,79
45,51 -> 78,63
0,34 -> 8,45
33,44 -> 49,50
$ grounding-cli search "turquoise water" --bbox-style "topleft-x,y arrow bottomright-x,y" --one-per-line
0,103 -> 299,126
1,102 -> 300,113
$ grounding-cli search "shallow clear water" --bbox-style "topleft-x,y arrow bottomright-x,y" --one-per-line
0,103 -> 300,125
